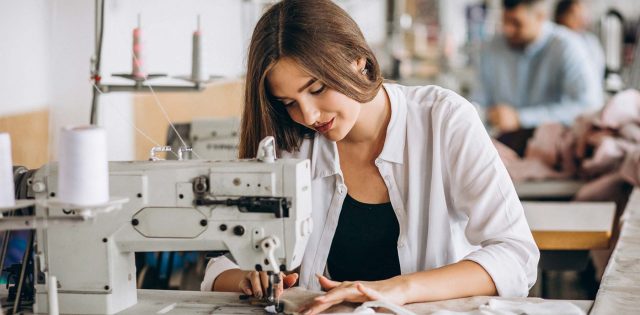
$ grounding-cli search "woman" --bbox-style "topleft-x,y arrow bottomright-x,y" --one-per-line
201,1 -> 539,314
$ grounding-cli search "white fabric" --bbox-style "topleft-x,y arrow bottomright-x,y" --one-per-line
202,84 -> 539,297
430,299 -> 585,315
0,133 -> 15,207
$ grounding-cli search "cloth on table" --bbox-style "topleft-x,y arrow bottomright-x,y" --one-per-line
494,89 -> 640,195
429,299 -> 585,315
496,123 -> 576,182
621,149 -> 640,186
279,288 -> 585,315
619,122 -> 640,143
598,89 -> 640,129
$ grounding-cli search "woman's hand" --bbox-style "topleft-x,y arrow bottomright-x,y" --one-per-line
238,271 -> 299,299
300,275 -> 408,315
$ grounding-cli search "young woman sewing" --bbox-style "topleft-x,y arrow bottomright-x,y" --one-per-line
201,1 -> 539,314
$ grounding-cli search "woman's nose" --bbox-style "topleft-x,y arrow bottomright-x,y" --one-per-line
298,101 -> 320,126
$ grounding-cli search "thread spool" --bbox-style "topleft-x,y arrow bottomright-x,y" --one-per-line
58,126 -> 109,206
191,15 -> 208,82
0,133 -> 15,208
132,14 -> 146,79
48,275 -> 59,315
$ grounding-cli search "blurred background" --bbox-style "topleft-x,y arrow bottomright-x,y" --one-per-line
2,0 -> 640,304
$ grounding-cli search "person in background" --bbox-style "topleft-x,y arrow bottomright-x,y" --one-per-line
555,0 -> 605,84
472,0 -> 602,155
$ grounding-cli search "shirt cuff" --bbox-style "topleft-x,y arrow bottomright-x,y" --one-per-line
463,246 -> 534,297
200,255 -> 240,291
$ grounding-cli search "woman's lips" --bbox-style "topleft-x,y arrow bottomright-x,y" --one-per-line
314,118 -> 335,133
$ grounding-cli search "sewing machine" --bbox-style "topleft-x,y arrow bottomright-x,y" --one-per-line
166,117 -> 240,161
29,143 -> 313,314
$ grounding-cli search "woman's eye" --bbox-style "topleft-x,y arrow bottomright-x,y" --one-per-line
283,101 -> 296,107
310,84 -> 326,95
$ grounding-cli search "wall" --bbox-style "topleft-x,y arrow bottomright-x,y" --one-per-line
0,0 -> 52,167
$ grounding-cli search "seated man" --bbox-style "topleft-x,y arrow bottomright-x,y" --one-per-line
555,0 -> 605,84
472,0 -> 602,140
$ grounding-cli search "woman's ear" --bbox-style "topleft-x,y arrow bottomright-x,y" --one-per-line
352,58 -> 367,76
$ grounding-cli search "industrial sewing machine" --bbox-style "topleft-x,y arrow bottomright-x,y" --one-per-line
166,117 -> 240,160
28,140 -> 313,314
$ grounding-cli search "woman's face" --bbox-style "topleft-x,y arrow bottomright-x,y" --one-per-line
267,57 -> 361,142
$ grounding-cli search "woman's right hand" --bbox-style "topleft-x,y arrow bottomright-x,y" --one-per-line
238,271 -> 299,299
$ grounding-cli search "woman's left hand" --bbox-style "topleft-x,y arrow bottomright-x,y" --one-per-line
300,275 -> 408,315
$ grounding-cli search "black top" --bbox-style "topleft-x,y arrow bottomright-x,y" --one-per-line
326,194 -> 401,282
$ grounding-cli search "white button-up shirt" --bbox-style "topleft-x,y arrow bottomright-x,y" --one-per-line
201,83 -> 539,297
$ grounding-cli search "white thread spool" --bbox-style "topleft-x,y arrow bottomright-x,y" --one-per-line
191,15 -> 208,82
58,126 -> 109,206
0,133 -> 15,208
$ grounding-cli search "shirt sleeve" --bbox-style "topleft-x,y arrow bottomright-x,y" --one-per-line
200,254 -> 240,291
518,36 -> 603,127
442,98 -> 540,297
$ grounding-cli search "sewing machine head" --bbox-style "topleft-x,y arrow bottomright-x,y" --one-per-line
31,156 -> 313,314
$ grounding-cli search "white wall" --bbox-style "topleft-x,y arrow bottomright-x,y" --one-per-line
0,0 -> 52,116
2,0 -> 387,161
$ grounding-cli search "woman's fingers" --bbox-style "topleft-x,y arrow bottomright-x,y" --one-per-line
317,274 -> 340,291
249,271 -> 263,298
239,278 -> 253,296
260,272 -> 270,295
314,285 -> 360,305
355,283 -> 383,301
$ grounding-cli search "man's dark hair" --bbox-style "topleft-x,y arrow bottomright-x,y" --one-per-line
554,0 -> 578,22
503,0 -> 545,10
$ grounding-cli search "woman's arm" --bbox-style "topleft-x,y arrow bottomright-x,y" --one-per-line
212,269 -> 248,292
399,260 -> 496,303
300,260 -> 496,315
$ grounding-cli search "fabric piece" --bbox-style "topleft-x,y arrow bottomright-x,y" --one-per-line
621,149 -> 640,186
492,139 -> 519,164
599,89 -> 640,129
574,173 -> 626,202
619,123 -> 640,143
572,111 -> 600,160
495,128 -> 535,157
279,288 -> 586,315
502,159 -> 567,183
524,122 -> 566,167
581,137 -> 626,176
428,299 -> 585,315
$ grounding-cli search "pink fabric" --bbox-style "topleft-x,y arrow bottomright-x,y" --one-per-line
574,173 -> 626,201
492,139 -> 519,163
581,137 -> 626,176
599,89 -> 640,129
619,123 -> 640,143
524,123 -> 566,167
503,159 -> 567,182
621,149 -> 640,186
494,135 -> 571,183
494,89 -> 640,193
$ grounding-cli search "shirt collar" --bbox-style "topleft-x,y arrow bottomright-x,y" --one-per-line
310,83 -> 407,180
376,83 -> 407,164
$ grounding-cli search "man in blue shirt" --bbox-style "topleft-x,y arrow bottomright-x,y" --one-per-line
472,0 -> 602,135
555,0 -> 605,84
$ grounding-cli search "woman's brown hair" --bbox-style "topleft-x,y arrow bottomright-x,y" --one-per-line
238,0 -> 384,158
